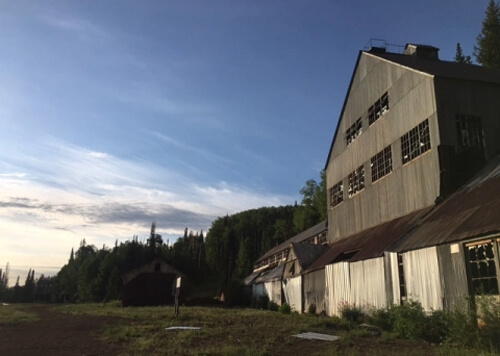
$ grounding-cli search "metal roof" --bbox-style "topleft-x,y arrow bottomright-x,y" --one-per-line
389,157 -> 500,252
255,220 -> 327,263
291,243 -> 329,271
369,51 -> 500,84
306,207 -> 433,272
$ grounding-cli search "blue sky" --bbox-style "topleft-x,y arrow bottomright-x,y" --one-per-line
0,0 -> 488,284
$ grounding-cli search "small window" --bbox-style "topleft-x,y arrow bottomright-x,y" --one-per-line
329,181 -> 344,207
332,249 -> 360,263
154,263 -> 161,273
401,119 -> 431,164
456,114 -> 484,151
369,92 -> 389,125
466,242 -> 499,295
371,145 -> 393,183
346,118 -> 363,146
348,165 -> 365,197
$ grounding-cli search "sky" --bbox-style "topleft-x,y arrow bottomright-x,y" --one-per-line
0,0 -> 489,285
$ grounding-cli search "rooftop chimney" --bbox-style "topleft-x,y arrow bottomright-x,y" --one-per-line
403,44 -> 440,60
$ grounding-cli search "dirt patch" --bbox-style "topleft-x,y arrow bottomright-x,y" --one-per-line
0,305 -> 123,356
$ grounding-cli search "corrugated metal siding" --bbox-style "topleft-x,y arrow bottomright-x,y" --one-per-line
404,247 -> 443,311
325,262 -> 351,316
350,258 -> 387,309
437,243 -> 469,310
385,252 -> 401,306
263,281 -> 282,306
282,276 -> 302,313
303,269 -> 326,314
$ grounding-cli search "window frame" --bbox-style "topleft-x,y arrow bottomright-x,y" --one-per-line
401,119 -> 431,165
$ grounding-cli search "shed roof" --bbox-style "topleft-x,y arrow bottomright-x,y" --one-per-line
254,264 -> 285,284
389,157 -> 500,252
291,243 -> 329,271
255,220 -> 327,263
306,207 -> 432,272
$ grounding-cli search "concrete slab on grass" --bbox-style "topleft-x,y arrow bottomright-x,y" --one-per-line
294,332 -> 340,341
165,326 -> 201,330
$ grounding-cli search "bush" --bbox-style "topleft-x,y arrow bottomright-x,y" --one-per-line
388,301 -> 426,339
268,301 -> 279,311
477,296 -> 500,352
251,295 -> 269,310
446,304 -> 479,348
422,309 -> 451,344
279,303 -> 291,314
340,304 -> 365,324
307,303 -> 317,315
368,307 -> 392,331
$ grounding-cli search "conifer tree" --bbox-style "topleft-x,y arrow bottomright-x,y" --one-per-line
474,0 -> 500,69
454,43 -> 473,64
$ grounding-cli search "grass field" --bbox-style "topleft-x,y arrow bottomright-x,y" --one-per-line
0,303 -> 39,324
49,303 -> 498,356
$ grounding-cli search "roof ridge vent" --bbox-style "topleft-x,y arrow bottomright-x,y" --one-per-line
404,43 -> 440,60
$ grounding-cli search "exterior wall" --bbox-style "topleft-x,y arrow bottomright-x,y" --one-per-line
327,53 -> 440,242
264,281 -> 282,306
303,269 -> 326,314
282,276 -> 302,313
349,257 -> 388,309
437,243 -> 469,310
325,262 -> 350,316
385,252 -> 401,306
403,246 -> 443,311
435,78 -> 500,160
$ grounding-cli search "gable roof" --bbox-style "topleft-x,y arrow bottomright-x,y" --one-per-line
291,242 -> 329,271
306,207 -> 433,273
325,48 -> 500,170
390,156 -> 500,252
255,220 -> 327,264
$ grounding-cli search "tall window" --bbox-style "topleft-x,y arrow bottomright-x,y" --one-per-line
345,118 -> 362,146
466,241 -> 499,295
369,92 -> 389,125
329,181 -> 344,207
401,119 -> 431,164
348,165 -> 365,197
456,114 -> 484,150
371,146 -> 393,183
398,254 -> 407,303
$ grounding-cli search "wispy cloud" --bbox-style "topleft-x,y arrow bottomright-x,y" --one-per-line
38,15 -> 111,42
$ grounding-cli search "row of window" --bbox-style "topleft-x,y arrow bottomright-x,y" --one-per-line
331,119 -> 431,208
456,114 -> 484,150
345,92 -> 389,146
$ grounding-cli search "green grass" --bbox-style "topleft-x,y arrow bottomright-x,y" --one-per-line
50,303 -> 494,356
0,304 -> 39,324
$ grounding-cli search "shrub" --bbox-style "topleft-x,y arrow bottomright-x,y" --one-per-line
307,303 -> 317,315
279,303 -> 291,314
388,301 -> 426,339
267,301 -> 279,311
422,309 -> 451,344
251,295 -> 269,310
477,296 -> 500,352
368,307 -> 392,331
340,303 -> 365,324
446,304 -> 479,348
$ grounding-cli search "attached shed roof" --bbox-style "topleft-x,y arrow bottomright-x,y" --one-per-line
255,220 -> 327,263
291,243 -> 329,271
306,207 -> 432,273
389,157 -> 500,252
255,264 -> 285,284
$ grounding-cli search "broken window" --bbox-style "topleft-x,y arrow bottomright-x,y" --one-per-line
329,181 -> 344,207
401,119 -> 431,164
348,165 -> 365,197
456,114 -> 484,151
466,241 -> 499,295
345,118 -> 363,146
368,92 -> 389,125
332,249 -> 360,263
371,145 -> 393,183
155,263 -> 161,273
398,254 -> 407,303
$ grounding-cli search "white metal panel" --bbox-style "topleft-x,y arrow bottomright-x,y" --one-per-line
264,281 -> 281,305
282,276 -> 302,313
253,283 -> 266,298
404,246 -> 443,311
325,262 -> 351,316
349,258 -> 387,309
387,252 -> 401,306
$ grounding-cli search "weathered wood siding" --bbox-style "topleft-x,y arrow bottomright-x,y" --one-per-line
404,247 -> 443,311
303,269 -> 326,314
435,78 -> 500,159
282,276 -> 302,313
437,243 -> 469,310
327,53 -> 440,242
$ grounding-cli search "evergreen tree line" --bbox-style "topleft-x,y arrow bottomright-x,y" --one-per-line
0,172 -> 325,303
455,0 -> 500,69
